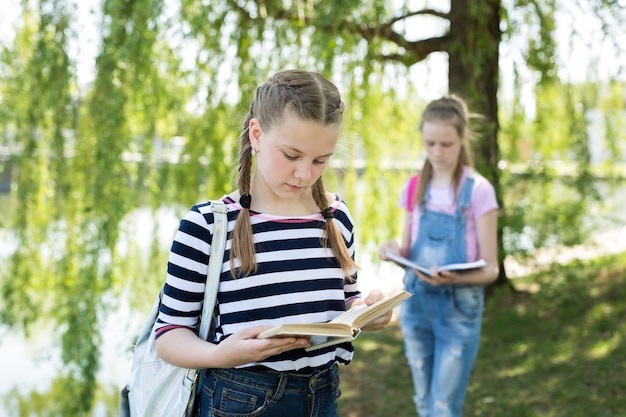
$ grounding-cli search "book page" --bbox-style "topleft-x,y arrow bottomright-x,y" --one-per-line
305,334 -> 357,352
438,259 -> 487,271
331,291 -> 412,329
256,291 -> 411,351
386,253 -> 486,274
257,322 -> 352,339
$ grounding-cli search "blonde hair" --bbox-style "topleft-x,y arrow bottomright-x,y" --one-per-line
230,69 -> 356,279
414,95 -> 475,206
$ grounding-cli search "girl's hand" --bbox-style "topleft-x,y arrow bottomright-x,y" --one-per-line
415,268 -> 458,287
351,289 -> 393,331
213,326 -> 311,368
379,240 -> 400,261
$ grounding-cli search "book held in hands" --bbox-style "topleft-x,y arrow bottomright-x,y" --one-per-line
386,253 -> 487,276
257,291 -> 412,351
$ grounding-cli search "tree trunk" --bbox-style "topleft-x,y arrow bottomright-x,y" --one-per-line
448,0 -> 510,290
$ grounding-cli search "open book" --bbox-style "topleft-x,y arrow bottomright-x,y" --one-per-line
386,253 -> 487,276
257,291 -> 412,352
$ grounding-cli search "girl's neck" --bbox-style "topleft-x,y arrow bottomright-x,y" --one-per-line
241,185 -> 319,217
256,197 -> 317,216
430,171 -> 454,188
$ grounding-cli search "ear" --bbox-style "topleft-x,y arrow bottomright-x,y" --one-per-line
249,117 -> 262,151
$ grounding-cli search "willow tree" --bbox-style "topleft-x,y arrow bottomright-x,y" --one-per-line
0,0 -> 279,413
193,0 -> 625,285
0,0 -> 180,413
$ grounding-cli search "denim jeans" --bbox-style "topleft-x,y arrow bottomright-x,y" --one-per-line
199,362 -> 341,417
401,276 -> 484,417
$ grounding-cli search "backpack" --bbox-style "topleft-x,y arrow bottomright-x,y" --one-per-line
119,201 -> 229,417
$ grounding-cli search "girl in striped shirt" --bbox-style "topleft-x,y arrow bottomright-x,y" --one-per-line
155,69 -> 392,417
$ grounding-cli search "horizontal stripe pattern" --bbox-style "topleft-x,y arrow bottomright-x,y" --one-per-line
155,195 -> 360,371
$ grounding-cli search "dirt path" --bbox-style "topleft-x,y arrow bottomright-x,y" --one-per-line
504,226 -> 626,278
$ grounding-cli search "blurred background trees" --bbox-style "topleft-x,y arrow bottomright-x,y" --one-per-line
0,0 -> 624,414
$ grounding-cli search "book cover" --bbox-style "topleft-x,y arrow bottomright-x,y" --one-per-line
386,253 -> 487,275
257,290 -> 412,352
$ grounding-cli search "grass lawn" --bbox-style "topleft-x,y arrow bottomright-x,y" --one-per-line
338,253 -> 626,417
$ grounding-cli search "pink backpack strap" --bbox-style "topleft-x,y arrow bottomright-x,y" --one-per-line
407,174 -> 419,212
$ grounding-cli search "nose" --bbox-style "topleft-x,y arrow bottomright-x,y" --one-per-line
294,161 -> 313,181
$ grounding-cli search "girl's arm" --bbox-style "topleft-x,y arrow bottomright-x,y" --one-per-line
155,326 -> 310,369
458,208 -> 500,285
399,210 -> 412,258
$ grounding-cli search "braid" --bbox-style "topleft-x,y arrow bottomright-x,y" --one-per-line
311,178 -> 358,281
230,114 -> 257,278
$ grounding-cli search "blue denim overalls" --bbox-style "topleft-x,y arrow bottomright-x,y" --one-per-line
401,176 -> 484,417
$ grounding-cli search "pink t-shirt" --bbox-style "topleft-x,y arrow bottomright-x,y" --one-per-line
398,167 -> 498,262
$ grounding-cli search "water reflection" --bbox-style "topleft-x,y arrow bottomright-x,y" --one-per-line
0,204 -> 178,416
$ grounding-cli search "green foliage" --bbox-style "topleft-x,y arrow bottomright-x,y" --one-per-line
598,80 -> 626,170
499,78 -> 625,256
342,81 -> 424,247
3,372 -> 102,417
499,68 -> 532,164
1,1 -> 76,328
0,1 -> 186,414
520,0 -> 558,84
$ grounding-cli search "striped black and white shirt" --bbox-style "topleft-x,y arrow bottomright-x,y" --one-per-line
155,194 -> 361,371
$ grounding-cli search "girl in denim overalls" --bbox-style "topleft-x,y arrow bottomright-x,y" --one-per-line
380,96 -> 499,417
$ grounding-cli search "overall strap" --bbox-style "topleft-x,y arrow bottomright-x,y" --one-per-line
419,185 -> 430,212
408,174 -> 420,213
455,176 -> 475,215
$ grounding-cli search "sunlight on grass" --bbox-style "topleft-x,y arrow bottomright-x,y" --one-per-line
514,342 -> 529,354
495,364 -> 528,378
587,332 -> 621,359
357,339 -> 387,352
586,302 -> 613,319
549,341 -> 575,365
513,281 -> 541,294
550,351 -> 574,365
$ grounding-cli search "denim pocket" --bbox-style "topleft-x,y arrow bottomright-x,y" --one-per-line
451,286 -> 484,320
202,372 -> 269,417
334,384 -> 342,400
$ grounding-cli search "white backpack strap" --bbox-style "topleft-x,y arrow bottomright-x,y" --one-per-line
198,200 -> 229,341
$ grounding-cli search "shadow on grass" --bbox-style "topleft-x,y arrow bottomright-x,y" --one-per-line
338,254 -> 626,417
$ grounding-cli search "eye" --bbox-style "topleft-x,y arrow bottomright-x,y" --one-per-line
283,152 -> 298,161
313,159 -> 328,165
